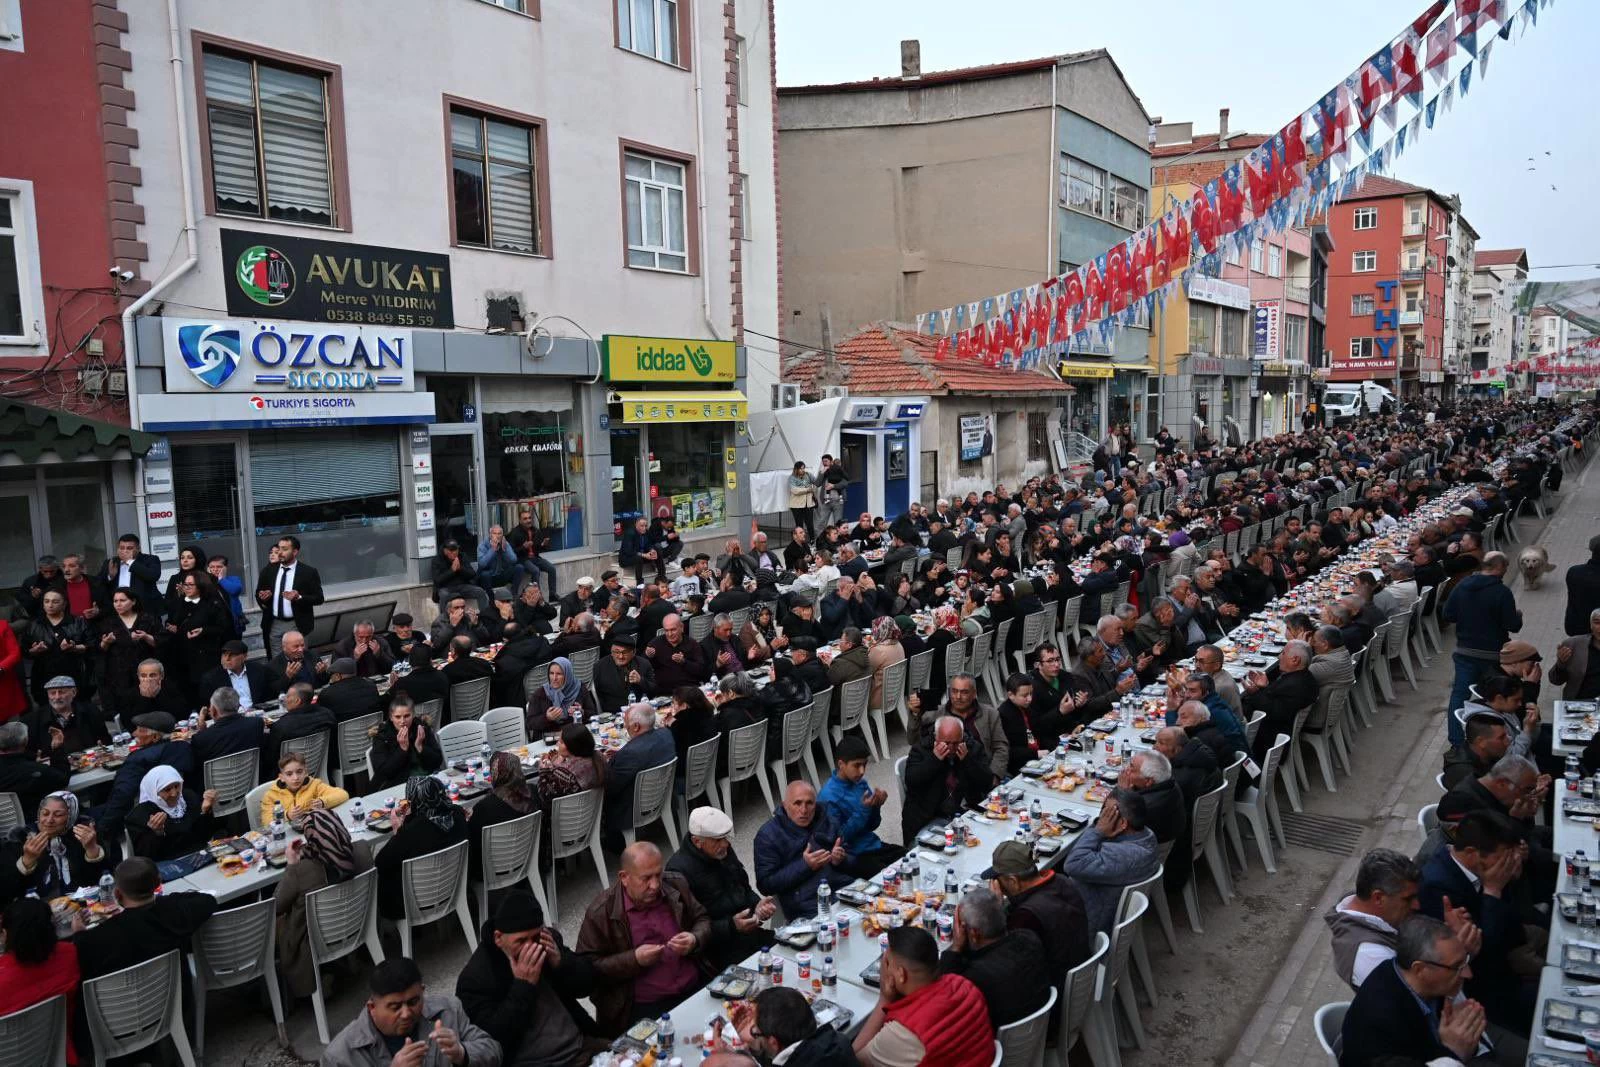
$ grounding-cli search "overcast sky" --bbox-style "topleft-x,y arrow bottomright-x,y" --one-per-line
774,0 -> 1599,282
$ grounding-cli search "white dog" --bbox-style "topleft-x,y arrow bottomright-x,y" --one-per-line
1519,545 -> 1556,589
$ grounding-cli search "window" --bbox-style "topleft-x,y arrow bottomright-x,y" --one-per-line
1404,291 -> 1419,312
734,35 -> 747,104
200,46 -> 337,227
624,150 -> 690,272
483,404 -> 586,552
1404,247 -> 1421,270
1060,155 -> 1105,218
1350,338 -> 1376,360
650,422 -> 728,530
738,173 -> 750,239
1285,314 -> 1306,362
618,0 -> 680,65
1187,304 -> 1213,354
450,106 -> 543,254
1351,294 -> 1375,315
1219,308 -> 1247,355
479,0 -> 529,10
1248,241 -> 1263,273
1353,250 -> 1377,272
1352,207 -> 1377,230
1267,245 -> 1281,277
1223,244 -> 1241,267
1409,204 -> 1422,227
0,183 -> 44,346
1107,175 -> 1145,230
1026,411 -> 1051,462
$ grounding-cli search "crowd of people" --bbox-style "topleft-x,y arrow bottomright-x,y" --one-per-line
0,397 -> 1590,1066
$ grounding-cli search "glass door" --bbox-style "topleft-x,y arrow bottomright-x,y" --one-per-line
430,430 -> 482,555
0,488 -> 43,613
609,427 -> 644,536
171,442 -> 246,575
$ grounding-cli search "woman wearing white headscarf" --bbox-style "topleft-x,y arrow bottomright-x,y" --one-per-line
125,765 -> 217,861
0,790 -> 110,900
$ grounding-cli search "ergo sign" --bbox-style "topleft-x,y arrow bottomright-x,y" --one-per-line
146,504 -> 176,529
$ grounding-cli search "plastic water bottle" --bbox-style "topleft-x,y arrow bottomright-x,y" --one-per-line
1567,754 -> 1582,792
658,1014 -> 675,1051
270,804 -> 288,862
480,742 -> 492,766
573,706 -> 584,725
816,881 -> 832,921
98,873 -> 114,905
350,798 -> 364,830
1029,797 -> 1043,823
944,865 -> 958,896
817,916 -> 835,951
821,954 -> 837,988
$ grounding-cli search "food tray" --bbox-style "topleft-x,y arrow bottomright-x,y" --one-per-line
811,999 -> 853,1031
775,922 -> 817,949
708,966 -> 758,999
1563,797 -> 1600,818
1562,942 -> 1600,980
1541,997 -> 1600,1041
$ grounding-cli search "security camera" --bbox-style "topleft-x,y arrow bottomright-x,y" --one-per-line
109,266 -> 135,282
108,265 -> 121,277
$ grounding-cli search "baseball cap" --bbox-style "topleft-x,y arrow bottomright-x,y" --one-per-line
980,839 -> 1038,880
687,807 -> 734,839
1499,640 -> 1541,666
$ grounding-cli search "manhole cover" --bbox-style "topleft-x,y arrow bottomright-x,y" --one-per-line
1276,811 -> 1367,857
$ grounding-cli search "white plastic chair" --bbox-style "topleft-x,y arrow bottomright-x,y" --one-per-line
1218,751 -> 1249,874
481,706 -> 529,752
0,792 -> 23,836
905,650 -> 934,719
1243,709 -> 1266,752
437,720 -> 489,764
623,759 -> 680,849
1385,610 -> 1418,691
999,985 -> 1057,1067
1119,862 -> 1168,1006
81,949 -> 196,1067
809,686 -> 836,770
832,675 -> 879,763
1013,608 -> 1055,674
305,867 -> 385,1044
397,839 -> 476,958
894,755 -> 907,807
1046,931 -> 1110,1067
1418,803 -> 1439,843
971,628 -> 1000,704
448,677 -> 493,723
244,781 -> 275,832
521,662 -> 552,701
474,810 -> 547,921
1301,685 -> 1352,793
202,750 -> 259,819
1182,781 -> 1230,933
943,636 -> 969,689
569,646 -> 601,687
872,658 -> 907,754
1234,733 -> 1290,874
1313,1001 -> 1348,1065
1279,705 -> 1312,814
0,995 -> 66,1067
335,711 -> 382,788
190,897 -> 285,1056
990,1040 -> 1003,1067
1103,889 -> 1149,1051
677,734 -> 721,827
1058,594 -> 1084,658
546,787 -> 607,919
721,719 -> 775,812
687,613 -> 715,642
771,705 -> 820,790
414,697 -> 445,725
278,731 -> 329,782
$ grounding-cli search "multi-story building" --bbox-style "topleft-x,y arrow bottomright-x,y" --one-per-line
1439,196 -> 1478,395
1469,248 -> 1528,395
1526,306 -> 1570,361
1,0 -> 779,625
1321,176 -> 1452,399
777,43 -> 1153,442
1148,112 -> 1321,441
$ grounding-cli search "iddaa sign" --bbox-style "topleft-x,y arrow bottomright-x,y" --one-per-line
161,318 -> 414,394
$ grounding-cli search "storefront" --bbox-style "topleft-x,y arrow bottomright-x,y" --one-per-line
1252,362 -> 1310,437
834,397 -> 927,521
1059,357 -> 1115,439
603,334 -> 749,539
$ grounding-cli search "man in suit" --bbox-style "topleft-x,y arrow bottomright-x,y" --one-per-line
1244,640 -> 1320,764
101,533 -> 164,618
187,687 -> 265,788
601,704 -> 677,852
263,681 -> 336,777
266,629 -> 326,693
1339,914 -> 1488,1067
316,657 -> 384,722
198,640 -> 278,712
255,535 -> 324,657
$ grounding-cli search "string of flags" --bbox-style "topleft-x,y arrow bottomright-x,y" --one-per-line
912,0 -> 1554,375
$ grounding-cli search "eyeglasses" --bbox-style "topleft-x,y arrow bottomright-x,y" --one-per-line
1417,953 -> 1472,975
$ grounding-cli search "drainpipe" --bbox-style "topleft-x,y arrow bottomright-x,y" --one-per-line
122,0 -> 199,546
689,8 -> 722,341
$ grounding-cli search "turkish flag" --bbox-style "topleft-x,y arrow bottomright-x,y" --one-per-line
1083,264 -> 1105,323
1191,189 -> 1219,253
1130,233 -> 1152,299
1412,0 -> 1448,36
1425,19 -> 1455,71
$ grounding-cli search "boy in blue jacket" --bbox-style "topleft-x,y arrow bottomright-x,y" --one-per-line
817,735 -> 904,879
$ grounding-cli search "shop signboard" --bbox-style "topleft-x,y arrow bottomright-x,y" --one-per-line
602,335 -> 736,383
161,318 -> 415,394
143,466 -> 174,494
220,229 -> 453,328
1253,300 -> 1281,359
1185,276 -> 1252,310
140,390 -> 436,432
959,414 -> 993,461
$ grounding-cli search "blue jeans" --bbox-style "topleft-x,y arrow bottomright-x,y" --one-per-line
519,556 -> 558,599
1447,652 -> 1497,745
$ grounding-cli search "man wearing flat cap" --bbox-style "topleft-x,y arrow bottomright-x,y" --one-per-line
316,656 -> 385,723
666,806 -> 777,969
95,710 -> 194,840
457,890 -> 603,1067
21,675 -> 108,764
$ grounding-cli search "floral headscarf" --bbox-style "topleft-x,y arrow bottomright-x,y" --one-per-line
302,807 -> 358,884
35,791 -> 79,892
405,776 -> 458,833
490,751 -> 536,815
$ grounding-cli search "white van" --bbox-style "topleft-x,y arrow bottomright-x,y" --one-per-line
1323,382 -> 1395,424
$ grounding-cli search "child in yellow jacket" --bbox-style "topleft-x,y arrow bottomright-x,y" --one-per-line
259,751 -> 350,829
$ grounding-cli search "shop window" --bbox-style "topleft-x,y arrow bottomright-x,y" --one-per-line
198,43 -> 341,227
431,376 -> 476,423
1145,377 -> 1162,439
449,104 -> 545,255
649,422 -> 727,531
248,430 -> 406,586
1026,410 -> 1050,462
482,407 -> 586,551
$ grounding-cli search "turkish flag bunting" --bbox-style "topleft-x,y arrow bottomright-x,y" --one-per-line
1412,0 -> 1449,36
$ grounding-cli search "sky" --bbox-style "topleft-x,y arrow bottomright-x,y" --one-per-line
774,0 -> 1600,283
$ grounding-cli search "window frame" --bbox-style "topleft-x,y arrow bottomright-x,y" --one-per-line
474,0 -> 538,15
1106,174 -> 1145,231
0,178 -> 46,354
738,173 -> 750,240
1351,294 -> 1375,316
1267,245 -> 1281,278
1352,207 -> 1377,230
1059,154 -> 1106,219
734,34 -> 747,104
615,0 -> 691,70
619,140 -> 699,275
1352,250 -> 1377,273
1349,337 -> 1375,360
442,95 -> 554,258
191,32 -> 351,232
1248,241 -> 1264,273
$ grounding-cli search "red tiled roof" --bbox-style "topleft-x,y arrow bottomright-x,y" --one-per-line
782,324 -> 1072,396
1150,134 -> 1269,158
1475,248 -> 1528,268
1334,174 -> 1450,204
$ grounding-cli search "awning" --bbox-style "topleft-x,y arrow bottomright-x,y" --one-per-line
611,390 -> 749,424
0,398 -> 160,463
1058,361 -> 1115,380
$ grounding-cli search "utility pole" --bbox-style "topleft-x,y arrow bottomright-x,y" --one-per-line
820,303 -> 836,379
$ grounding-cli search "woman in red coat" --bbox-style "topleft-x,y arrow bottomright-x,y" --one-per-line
0,620 -> 28,723
0,897 -> 81,1064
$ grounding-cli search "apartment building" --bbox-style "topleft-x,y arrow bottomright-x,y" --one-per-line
1469,248 -> 1528,395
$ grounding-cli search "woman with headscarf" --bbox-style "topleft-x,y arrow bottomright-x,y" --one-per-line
536,722 -> 607,804
125,765 -> 217,861
0,791 -> 110,901
524,656 -> 595,732
738,604 -> 785,665
375,776 -> 467,920
275,808 -> 371,999
468,750 -> 541,868
866,615 -> 905,714
913,557 -> 950,607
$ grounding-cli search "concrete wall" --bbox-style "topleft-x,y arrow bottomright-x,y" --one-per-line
921,395 -> 1060,498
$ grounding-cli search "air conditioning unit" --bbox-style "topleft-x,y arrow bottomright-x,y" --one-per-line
773,383 -> 801,409
823,385 -> 849,399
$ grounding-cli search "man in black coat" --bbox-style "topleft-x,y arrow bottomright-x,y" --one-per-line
1119,748 -> 1191,889
1566,534 -> 1600,636
0,720 -> 70,816
987,839 -> 1092,989
1339,914 -> 1487,1067
442,636 -> 496,688
75,858 -> 219,979
492,626 -> 555,707
262,682 -> 337,777
938,887 -> 1052,1029
593,637 -> 652,717
635,586 -> 675,647
315,657 -> 385,722
197,641 -> 280,712
664,807 -> 777,969
253,534 -> 324,658
456,891 -> 600,1067
732,987 -> 860,1067
900,715 -> 991,845
100,534 -> 164,619
1244,640 -> 1320,763
775,637 -> 832,701
187,686 -> 265,787
1153,725 -> 1223,812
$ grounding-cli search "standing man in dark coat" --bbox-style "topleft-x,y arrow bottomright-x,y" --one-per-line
1566,534 -> 1600,636
254,535 -> 324,658
101,534 -> 164,619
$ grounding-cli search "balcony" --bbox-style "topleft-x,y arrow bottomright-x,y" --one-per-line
1399,310 -> 1423,326
1400,267 -> 1425,282
1283,283 -> 1312,305
1403,218 -> 1425,237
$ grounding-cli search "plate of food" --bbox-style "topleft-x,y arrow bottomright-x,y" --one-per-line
1542,997 -> 1600,1041
365,811 -> 394,834
216,855 -> 249,876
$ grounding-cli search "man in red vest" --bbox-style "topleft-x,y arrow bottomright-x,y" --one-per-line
852,926 -> 994,1067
